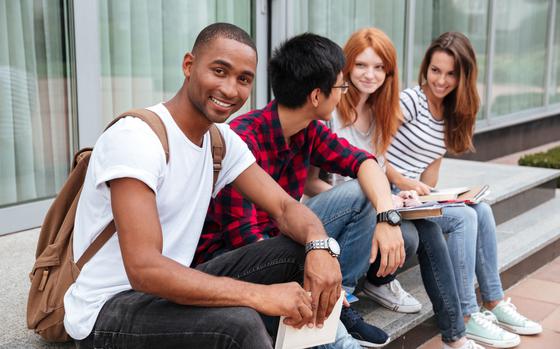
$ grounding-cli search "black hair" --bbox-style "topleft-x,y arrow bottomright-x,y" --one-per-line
269,33 -> 345,108
192,22 -> 256,55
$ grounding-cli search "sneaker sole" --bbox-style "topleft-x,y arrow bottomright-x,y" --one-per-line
355,336 -> 391,348
361,289 -> 422,314
497,321 -> 543,335
466,333 -> 521,348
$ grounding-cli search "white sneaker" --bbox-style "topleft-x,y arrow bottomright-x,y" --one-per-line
443,339 -> 486,349
482,298 -> 543,335
361,279 -> 422,313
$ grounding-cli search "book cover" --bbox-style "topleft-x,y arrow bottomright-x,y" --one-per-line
397,202 -> 444,220
274,291 -> 344,349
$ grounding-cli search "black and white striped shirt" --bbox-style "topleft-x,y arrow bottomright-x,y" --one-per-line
387,86 -> 446,180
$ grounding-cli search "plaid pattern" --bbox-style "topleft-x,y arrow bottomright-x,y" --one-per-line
194,100 -> 375,265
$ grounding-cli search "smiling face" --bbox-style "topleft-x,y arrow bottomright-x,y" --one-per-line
425,50 -> 458,101
349,47 -> 387,97
184,37 -> 257,124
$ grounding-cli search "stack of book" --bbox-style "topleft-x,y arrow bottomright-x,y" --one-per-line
398,185 -> 490,220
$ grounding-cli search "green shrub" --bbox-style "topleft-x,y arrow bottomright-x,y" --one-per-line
519,146 -> 560,188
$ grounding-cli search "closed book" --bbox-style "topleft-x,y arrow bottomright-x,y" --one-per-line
275,291 -> 344,349
397,203 -> 444,220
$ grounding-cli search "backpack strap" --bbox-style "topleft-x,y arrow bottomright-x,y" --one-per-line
107,109 -> 170,163
76,221 -> 115,269
208,124 -> 226,191
74,109 -> 169,268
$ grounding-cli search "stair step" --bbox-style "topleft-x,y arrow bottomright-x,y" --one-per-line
357,191 -> 560,348
438,159 -> 559,224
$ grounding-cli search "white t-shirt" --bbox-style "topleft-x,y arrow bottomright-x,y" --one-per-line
63,103 -> 256,340
387,86 -> 446,180
328,109 -> 385,186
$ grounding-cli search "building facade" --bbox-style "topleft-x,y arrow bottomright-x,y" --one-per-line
1,0 -> 559,234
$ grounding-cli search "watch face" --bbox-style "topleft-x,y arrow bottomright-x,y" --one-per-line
327,238 -> 341,256
388,211 -> 401,224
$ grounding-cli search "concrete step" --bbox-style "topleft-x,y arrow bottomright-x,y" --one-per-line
437,159 -> 559,224
356,190 -> 560,349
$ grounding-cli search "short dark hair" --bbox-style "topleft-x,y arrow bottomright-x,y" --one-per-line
269,33 -> 345,108
193,22 -> 256,55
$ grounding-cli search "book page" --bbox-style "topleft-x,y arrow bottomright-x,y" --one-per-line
275,291 -> 344,349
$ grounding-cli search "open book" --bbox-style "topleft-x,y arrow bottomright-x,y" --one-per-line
397,202 -> 444,220
275,291 -> 344,349
419,185 -> 489,204
419,187 -> 470,202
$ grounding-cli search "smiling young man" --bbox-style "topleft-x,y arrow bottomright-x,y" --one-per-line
64,23 -> 344,349
196,33 -> 407,348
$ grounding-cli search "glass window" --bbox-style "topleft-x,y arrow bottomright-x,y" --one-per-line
413,0 -> 489,119
490,0 -> 549,117
98,0 -> 252,124
287,0 -> 406,85
550,0 -> 560,104
0,0 -> 72,208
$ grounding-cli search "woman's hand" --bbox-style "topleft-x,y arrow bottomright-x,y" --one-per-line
398,190 -> 422,207
398,177 -> 432,195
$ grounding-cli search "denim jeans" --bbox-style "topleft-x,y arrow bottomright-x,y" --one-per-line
76,235 -> 359,349
429,202 -> 504,316
304,179 -> 419,293
414,219 -> 466,343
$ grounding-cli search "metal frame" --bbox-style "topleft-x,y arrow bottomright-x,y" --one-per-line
482,0 -> 496,125
404,0 -> 416,87
544,0 -> 557,106
254,0 -> 270,108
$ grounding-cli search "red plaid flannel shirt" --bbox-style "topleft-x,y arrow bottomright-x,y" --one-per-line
194,100 -> 375,265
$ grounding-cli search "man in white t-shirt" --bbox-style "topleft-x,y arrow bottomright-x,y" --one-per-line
65,23 -> 343,349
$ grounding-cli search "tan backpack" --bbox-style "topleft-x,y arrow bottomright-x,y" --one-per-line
26,109 -> 226,342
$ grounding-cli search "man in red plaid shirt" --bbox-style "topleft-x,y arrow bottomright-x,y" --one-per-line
196,33 -> 407,348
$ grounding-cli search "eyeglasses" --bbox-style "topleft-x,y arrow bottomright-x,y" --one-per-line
332,82 -> 349,94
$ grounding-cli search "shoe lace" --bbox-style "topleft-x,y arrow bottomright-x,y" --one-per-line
499,298 -> 527,323
340,306 -> 363,326
471,311 -> 504,336
388,279 -> 408,301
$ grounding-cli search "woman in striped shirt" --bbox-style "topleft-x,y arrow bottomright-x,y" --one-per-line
387,32 -> 541,347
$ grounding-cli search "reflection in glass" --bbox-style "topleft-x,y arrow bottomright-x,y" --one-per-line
550,0 -> 560,104
98,0 -> 252,124
491,0 -> 549,117
288,0 -> 406,85
414,0 -> 489,119
0,0 -> 71,207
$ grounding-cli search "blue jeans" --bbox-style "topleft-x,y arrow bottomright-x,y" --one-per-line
429,202 -> 504,316
414,219 -> 466,342
304,180 -> 419,293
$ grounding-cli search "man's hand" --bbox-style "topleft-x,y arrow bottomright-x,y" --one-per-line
370,223 -> 405,276
255,282 -> 313,329
303,250 -> 342,328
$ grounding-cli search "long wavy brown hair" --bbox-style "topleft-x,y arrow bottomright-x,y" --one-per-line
337,28 -> 401,155
418,32 -> 480,154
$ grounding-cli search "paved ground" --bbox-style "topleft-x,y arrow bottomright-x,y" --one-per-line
419,255 -> 560,349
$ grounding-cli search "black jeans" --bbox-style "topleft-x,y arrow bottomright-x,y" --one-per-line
76,235 -> 305,349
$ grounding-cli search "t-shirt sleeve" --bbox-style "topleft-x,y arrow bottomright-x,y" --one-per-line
212,123 -> 256,196
92,117 -> 166,192
400,89 -> 417,123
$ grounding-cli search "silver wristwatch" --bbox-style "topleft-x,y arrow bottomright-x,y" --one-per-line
305,237 -> 341,258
